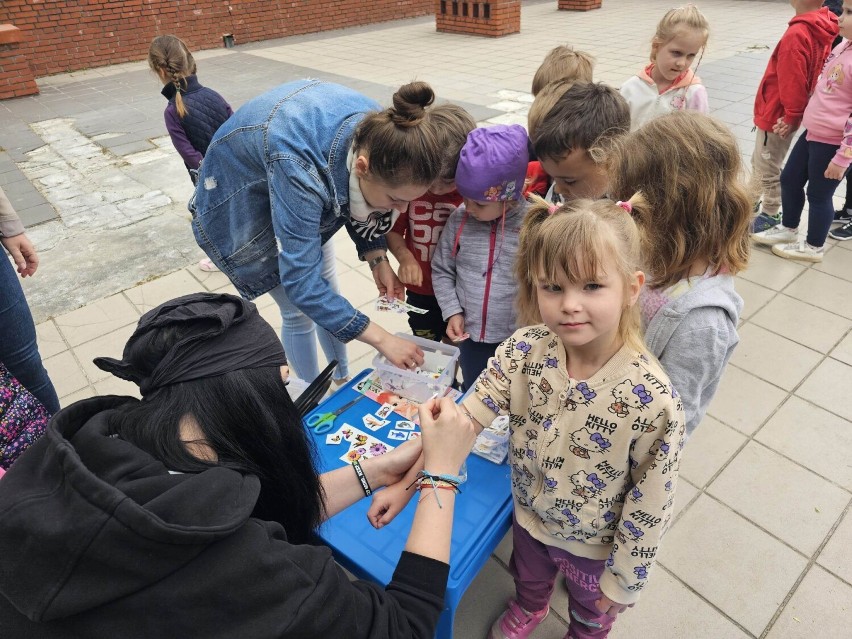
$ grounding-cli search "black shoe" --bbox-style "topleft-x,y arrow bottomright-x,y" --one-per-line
829,221 -> 852,240
834,208 -> 852,223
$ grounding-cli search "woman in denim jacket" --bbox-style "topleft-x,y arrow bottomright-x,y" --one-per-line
191,80 -> 450,381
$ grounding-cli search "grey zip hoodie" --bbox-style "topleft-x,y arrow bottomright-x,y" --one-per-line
432,201 -> 528,344
643,274 -> 742,437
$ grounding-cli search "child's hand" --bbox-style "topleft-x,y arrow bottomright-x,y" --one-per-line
825,160 -> 847,181
367,480 -> 415,529
446,314 -> 467,341
397,257 -> 423,287
772,117 -> 794,139
594,594 -> 634,618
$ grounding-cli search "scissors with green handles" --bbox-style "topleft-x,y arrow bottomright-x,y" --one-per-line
305,395 -> 368,434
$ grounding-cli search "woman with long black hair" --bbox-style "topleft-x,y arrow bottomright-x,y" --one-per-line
0,292 -> 475,638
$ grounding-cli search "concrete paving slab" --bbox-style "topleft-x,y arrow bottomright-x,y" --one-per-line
6,3 -> 852,637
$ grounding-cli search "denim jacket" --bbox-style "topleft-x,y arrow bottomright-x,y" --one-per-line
191,80 -> 386,342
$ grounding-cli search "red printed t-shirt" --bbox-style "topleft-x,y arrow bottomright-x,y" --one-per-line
391,190 -> 462,296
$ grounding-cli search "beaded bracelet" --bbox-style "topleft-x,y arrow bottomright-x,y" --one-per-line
351,459 -> 372,497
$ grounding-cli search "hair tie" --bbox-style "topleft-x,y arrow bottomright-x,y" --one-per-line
616,200 -> 633,214
547,204 -> 559,215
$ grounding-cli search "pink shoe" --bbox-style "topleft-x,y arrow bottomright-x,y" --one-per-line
489,599 -> 549,639
198,258 -> 219,272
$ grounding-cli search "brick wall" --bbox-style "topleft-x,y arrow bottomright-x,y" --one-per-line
0,0 -> 433,78
0,24 -> 38,99
435,1 -> 520,37
558,0 -> 602,10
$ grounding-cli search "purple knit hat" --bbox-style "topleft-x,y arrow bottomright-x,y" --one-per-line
455,124 -> 530,202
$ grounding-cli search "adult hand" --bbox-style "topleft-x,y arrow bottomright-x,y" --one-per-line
418,397 -> 476,476
446,314 -> 466,341
825,160 -> 847,181
378,332 -> 425,370
372,258 -> 405,301
594,594 -> 633,618
397,257 -> 423,288
1,233 -> 39,277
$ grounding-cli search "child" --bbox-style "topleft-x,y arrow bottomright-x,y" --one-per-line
609,111 -> 751,436
532,82 -> 630,203
751,0 -> 838,233
431,124 -> 530,390
465,196 -> 685,639
755,4 -> 852,256
620,5 -> 710,131
385,104 -> 476,342
149,34 -> 233,272
531,44 -> 595,97
526,46 -> 596,199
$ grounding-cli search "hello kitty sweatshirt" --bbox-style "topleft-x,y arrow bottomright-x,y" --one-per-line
802,40 -> 852,167
463,325 -> 685,606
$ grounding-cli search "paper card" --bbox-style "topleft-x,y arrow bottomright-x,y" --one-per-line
387,429 -> 408,441
326,432 -> 343,445
375,403 -> 394,419
340,426 -> 354,441
407,431 -> 421,440
363,414 -> 390,431
395,420 -> 416,431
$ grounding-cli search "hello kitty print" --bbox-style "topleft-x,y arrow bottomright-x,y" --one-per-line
464,325 -> 685,599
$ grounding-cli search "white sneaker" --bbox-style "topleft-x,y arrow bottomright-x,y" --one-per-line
752,224 -> 798,246
771,241 -> 824,263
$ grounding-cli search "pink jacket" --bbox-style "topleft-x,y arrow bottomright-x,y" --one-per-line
803,40 -> 852,167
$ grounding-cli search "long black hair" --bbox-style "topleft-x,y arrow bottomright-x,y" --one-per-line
107,323 -> 324,544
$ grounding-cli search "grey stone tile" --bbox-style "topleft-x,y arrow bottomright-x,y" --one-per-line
17,202 -> 58,226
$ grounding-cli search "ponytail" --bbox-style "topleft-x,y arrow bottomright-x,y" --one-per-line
352,81 -> 443,187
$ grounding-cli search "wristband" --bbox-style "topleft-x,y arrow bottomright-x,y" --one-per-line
367,255 -> 389,271
351,460 -> 372,496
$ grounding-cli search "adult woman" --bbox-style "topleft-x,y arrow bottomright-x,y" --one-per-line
192,79 -> 447,383
0,185 -> 59,414
0,293 -> 475,637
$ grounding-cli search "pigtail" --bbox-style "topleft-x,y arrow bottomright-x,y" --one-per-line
514,194 -> 557,325
172,71 -> 188,118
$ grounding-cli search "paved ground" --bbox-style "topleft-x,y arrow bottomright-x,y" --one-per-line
3,0 -> 851,636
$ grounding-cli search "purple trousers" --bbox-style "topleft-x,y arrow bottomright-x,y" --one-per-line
509,516 -> 616,639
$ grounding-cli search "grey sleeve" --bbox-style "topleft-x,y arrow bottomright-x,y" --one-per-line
430,212 -> 463,320
0,187 -> 25,237
658,321 -> 729,437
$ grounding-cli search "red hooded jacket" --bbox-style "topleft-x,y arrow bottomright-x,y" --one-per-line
754,7 -> 838,131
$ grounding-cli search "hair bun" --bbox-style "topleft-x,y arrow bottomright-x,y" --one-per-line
390,81 -> 435,128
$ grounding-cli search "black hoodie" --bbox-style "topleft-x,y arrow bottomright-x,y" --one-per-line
0,397 -> 448,638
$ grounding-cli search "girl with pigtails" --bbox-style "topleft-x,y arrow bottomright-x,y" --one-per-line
462,195 -> 685,639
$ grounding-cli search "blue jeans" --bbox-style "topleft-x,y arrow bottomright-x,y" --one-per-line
459,338 -> 500,392
781,134 -> 847,247
267,242 -> 349,382
0,255 -> 59,414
